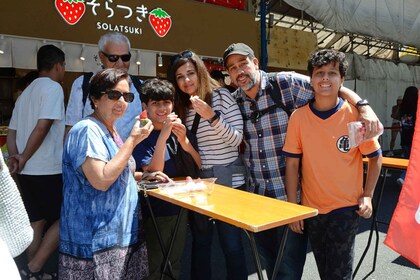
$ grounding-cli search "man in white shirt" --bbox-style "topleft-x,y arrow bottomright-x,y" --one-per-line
65,32 -> 142,140
7,44 -> 65,279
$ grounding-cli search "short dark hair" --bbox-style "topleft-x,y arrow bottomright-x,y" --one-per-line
37,45 -> 65,72
307,49 -> 348,78
141,78 -> 175,104
89,68 -> 130,109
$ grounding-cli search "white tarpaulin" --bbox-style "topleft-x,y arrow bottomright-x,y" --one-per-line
284,0 -> 420,49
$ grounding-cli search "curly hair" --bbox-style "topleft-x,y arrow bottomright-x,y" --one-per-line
140,78 -> 175,104
307,49 -> 348,78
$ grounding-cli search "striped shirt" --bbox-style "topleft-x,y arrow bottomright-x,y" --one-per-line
185,87 -> 245,188
234,71 -> 314,200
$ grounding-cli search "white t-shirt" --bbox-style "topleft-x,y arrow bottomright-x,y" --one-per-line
9,77 -> 65,175
65,74 -> 142,141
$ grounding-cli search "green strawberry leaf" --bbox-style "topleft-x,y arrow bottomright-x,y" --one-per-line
63,0 -> 84,4
150,8 -> 170,18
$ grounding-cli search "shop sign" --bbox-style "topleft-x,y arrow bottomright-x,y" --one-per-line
54,0 -> 172,38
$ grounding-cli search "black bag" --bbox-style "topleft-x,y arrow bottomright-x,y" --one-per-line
167,114 -> 201,178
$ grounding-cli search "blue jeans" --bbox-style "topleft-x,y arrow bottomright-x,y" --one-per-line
400,144 -> 412,180
190,212 -> 248,280
255,226 -> 308,280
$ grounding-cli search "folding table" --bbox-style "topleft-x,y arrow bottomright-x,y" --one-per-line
142,182 -> 318,280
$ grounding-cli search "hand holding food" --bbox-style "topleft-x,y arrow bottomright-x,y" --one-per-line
189,95 -> 215,120
140,110 -> 151,127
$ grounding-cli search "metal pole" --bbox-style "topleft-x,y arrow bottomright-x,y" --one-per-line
260,0 -> 268,71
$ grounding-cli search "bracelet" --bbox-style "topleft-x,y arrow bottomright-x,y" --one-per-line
356,99 -> 369,107
208,110 -> 221,124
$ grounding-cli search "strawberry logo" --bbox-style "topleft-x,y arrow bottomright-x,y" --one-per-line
148,8 -> 172,38
55,0 -> 85,25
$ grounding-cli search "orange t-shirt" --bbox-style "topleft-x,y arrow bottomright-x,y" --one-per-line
283,100 -> 381,214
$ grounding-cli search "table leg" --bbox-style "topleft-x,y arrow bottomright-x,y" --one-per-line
271,226 -> 289,280
244,230 -> 264,280
353,167 -> 388,278
142,193 -> 176,280
160,208 -> 185,280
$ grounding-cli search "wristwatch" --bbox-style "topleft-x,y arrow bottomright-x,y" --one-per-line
208,110 -> 221,124
356,99 -> 369,107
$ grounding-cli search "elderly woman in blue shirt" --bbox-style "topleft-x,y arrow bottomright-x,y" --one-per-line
59,68 -> 168,279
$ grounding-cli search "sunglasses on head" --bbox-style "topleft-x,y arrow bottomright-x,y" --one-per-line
102,52 -> 131,62
170,50 -> 193,65
103,89 -> 135,103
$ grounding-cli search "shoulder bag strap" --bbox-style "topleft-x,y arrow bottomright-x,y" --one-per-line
191,113 -> 201,135
82,72 -> 94,108
267,73 -> 293,117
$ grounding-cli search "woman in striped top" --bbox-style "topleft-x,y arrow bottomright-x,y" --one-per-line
168,50 -> 247,280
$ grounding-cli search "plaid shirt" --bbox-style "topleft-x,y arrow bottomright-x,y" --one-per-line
235,71 -> 314,200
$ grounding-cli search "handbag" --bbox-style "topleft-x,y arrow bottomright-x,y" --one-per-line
0,153 -> 33,257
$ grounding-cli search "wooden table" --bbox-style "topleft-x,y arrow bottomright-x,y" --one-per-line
144,182 -> 318,280
353,156 -> 409,278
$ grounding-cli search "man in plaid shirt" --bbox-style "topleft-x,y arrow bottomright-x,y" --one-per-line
223,43 -> 382,279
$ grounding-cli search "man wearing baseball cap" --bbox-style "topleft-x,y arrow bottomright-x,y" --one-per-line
223,42 -> 382,279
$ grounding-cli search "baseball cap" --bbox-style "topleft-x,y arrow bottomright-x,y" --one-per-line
223,43 -> 255,66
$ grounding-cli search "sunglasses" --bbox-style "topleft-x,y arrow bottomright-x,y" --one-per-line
170,50 -> 193,65
102,52 -> 131,62
103,89 -> 135,103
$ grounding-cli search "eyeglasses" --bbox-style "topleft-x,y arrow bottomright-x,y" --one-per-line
103,89 -> 135,103
101,52 -> 131,62
170,50 -> 193,65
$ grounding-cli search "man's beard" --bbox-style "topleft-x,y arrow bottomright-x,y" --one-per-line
238,72 -> 258,91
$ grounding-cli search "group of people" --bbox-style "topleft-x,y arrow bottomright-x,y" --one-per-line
6,30 -> 384,280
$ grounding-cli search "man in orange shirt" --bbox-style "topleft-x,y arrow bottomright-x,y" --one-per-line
283,49 -> 382,279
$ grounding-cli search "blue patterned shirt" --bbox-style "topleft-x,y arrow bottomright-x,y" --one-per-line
60,117 -> 139,258
234,71 -> 314,200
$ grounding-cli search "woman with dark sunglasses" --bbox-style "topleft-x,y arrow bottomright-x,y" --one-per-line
168,51 -> 247,280
59,68 -> 170,279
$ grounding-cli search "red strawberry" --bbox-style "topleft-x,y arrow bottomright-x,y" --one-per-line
148,8 -> 172,38
140,111 -> 148,119
140,111 -> 150,127
55,0 -> 86,25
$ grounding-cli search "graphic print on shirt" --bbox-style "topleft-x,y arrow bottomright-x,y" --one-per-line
336,135 -> 350,153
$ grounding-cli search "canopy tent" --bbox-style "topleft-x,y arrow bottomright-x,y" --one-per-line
266,0 -> 420,151
283,0 -> 420,50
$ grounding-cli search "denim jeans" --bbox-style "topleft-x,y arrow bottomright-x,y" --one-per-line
400,144 -> 412,180
255,226 -> 308,280
190,212 -> 248,280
